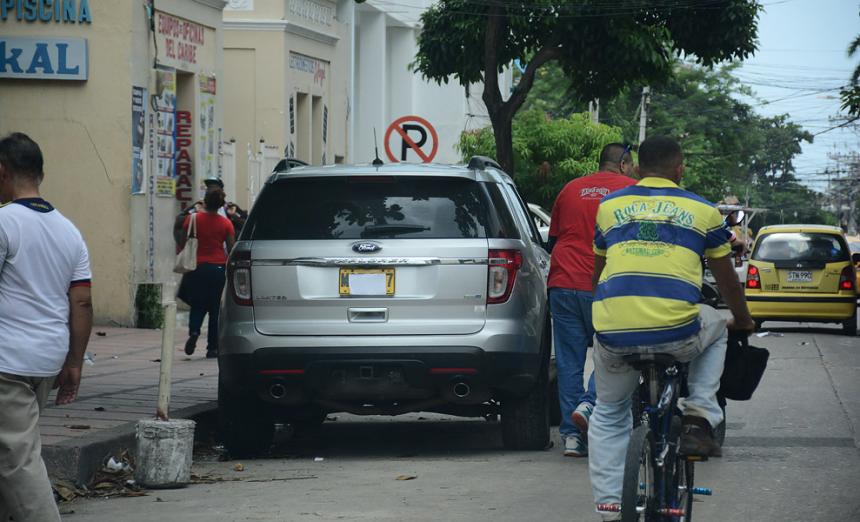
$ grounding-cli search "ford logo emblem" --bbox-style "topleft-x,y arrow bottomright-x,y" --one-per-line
353,242 -> 382,254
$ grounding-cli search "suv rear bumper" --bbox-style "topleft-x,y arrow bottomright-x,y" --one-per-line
219,346 -> 543,412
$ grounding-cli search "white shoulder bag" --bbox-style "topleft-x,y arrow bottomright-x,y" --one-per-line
174,213 -> 198,274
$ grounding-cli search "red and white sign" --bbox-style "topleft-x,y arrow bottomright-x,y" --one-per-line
384,116 -> 438,163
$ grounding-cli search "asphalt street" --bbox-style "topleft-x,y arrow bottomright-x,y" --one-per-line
63,320 -> 860,522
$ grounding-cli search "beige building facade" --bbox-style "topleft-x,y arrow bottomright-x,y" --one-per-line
222,0 -> 350,207
0,0 -> 228,324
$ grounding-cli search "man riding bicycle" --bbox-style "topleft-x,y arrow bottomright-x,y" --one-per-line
586,136 -> 754,520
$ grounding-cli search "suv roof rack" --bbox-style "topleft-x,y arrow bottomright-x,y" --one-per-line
272,157 -> 309,173
467,155 -> 502,171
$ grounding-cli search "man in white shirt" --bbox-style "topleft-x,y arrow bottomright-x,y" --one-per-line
0,133 -> 93,522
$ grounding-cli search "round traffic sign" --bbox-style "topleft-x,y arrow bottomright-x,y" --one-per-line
384,115 -> 439,163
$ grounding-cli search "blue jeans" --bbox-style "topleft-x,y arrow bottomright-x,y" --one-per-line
550,288 -> 597,438
588,305 -> 728,516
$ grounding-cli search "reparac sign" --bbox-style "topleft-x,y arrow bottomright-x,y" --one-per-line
0,36 -> 87,80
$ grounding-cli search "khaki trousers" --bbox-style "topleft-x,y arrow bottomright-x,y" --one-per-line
0,372 -> 60,522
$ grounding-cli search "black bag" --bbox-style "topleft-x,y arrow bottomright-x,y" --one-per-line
719,332 -> 769,401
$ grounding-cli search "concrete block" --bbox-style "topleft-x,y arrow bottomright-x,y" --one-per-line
134,419 -> 196,488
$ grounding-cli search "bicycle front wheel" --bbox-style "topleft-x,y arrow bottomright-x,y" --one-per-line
622,425 -> 654,522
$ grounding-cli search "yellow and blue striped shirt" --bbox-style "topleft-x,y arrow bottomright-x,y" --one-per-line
592,177 -> 731,347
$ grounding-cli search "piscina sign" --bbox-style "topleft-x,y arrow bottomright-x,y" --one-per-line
1,0 -> 92,23
0,36 -> 87,79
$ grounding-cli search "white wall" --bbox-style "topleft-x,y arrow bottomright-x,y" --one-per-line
353,1 -> 506,166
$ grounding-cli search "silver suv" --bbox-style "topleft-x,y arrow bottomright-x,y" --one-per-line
218,156 -> 551,456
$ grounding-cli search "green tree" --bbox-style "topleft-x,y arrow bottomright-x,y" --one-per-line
840,33 -> 860,116
458,109 -> 622,208
508,61 -> 837,228
414,0 -> 760,174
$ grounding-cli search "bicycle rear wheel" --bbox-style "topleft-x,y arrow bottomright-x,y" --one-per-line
622,425 -> 654,522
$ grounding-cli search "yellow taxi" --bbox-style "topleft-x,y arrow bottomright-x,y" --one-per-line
745,225 -> 858,336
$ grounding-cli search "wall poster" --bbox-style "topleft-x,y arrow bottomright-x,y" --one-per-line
198,74 -> 217,181
155,69 -> 176,197
131,86 -> 147,194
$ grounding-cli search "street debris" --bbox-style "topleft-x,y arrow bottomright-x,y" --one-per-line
233,463 -> 245,472
314,457 -> 325,462
755,331 -> 783,338
396,475 -> 417,481
151,358 -> 161,363
83,353 -> 95,366
94,406 -> 106,411
53,450 -> 146,502
798,341 -> 809,346
64,424 -> 91,430
96,331 -> 107,336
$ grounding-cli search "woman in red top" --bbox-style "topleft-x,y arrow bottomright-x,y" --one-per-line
177,188 -> 236,358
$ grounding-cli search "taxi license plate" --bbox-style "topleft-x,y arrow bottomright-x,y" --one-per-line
339,268 -> 395,297
787,270 -> 812,283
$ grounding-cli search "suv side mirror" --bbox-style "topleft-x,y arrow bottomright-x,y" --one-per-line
852,252 -> 860,265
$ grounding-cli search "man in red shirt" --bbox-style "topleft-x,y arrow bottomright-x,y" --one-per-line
548,143 -> 636,457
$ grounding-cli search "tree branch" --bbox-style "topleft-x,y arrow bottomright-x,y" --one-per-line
506,44 -> 561,115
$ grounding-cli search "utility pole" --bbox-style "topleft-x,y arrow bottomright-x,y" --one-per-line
638,86 -> 650,144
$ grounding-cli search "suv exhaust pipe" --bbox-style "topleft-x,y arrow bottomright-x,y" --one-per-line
452,381 -> 471,399
269,383 -> 287,399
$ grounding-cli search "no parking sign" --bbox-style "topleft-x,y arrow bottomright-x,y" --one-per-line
384,116 -> 439,163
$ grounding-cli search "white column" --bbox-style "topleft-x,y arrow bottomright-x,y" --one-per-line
387,27 -> 414,121
356,9 -> 387,163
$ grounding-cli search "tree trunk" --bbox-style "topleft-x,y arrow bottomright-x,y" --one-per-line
489,111 -> 515,174
479,11 -> 559,175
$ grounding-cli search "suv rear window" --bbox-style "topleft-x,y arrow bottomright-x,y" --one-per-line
244,176 -> 498,240
753,232 -> 849,263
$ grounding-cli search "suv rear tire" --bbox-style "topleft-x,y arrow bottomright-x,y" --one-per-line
219,379 -> 274,458
501,324 -> 551,450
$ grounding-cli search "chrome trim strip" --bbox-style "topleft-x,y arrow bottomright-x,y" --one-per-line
253,257 -> 488,267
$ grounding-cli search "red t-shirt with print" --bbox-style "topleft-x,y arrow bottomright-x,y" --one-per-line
548,171 -> 636,292
183,212 -> 235,265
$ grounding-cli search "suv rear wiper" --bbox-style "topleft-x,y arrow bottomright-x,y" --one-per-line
362,224 -> 430,237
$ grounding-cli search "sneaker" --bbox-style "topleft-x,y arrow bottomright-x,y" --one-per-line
563,434 -> 588,457
680,415 -> 722,457
571,402 -> 593,438
184,334 -> 198,355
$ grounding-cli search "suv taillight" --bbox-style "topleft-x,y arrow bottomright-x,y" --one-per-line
745,264 -> 760,289
488,249 -> 522,304
839,265 -> 855,291
227,250 -> 252,306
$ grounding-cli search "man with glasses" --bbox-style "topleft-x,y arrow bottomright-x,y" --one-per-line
547,143 -> 636,457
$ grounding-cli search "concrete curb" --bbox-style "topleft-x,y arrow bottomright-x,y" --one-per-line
44,400 -> 218,486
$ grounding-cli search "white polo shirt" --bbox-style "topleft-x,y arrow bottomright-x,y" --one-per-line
0,198 -> 91,377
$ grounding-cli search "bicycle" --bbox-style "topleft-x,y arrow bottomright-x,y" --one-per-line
598,353 -> 713,521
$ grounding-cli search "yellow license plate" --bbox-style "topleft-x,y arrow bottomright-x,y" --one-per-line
339,268 -> 395,297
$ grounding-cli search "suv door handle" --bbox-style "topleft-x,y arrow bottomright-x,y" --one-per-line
348,308 -> 389,323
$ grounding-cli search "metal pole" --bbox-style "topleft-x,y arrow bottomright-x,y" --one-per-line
156,301 -> 177,420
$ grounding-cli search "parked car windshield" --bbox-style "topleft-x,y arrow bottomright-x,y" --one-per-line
245,175 -> 498,240
752,232 -> 849,263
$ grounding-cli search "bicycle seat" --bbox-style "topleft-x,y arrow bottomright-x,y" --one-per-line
621,353 -> 678,371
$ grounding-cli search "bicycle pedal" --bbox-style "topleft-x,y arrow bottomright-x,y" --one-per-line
692,487 -> 713,496
684,454 -> 709,462
657,508 -> 685,517
596,503 -> 622,513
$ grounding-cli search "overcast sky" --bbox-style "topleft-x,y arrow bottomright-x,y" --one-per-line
736,0 -> 858,193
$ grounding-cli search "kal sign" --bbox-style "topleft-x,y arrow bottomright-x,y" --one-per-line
0,36 -> 87,80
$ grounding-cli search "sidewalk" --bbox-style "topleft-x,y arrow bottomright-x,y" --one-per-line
39,325 -> 218,485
